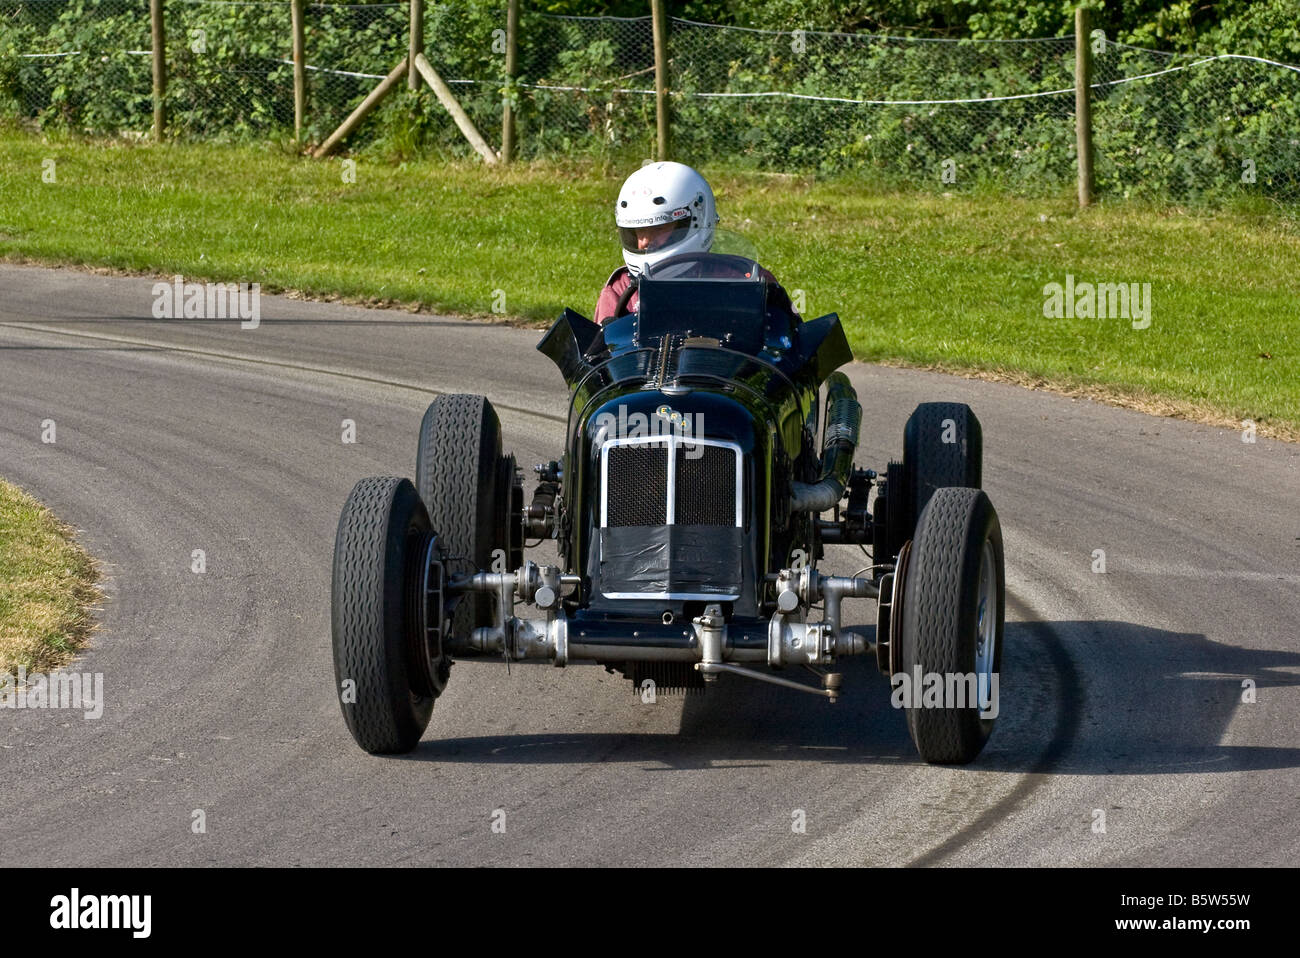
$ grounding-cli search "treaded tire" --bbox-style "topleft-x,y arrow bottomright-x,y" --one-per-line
331,476 -> 435,755
898,486 -> 1004,765
902,402 -> 982,533
416,395 -> 504,638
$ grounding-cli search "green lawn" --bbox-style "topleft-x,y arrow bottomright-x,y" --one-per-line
0,478 -> 99,674
1,130 -> 1296,437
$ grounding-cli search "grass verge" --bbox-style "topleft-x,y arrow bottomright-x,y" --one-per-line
0,478 -> 100,675
1,130 -> 1297,438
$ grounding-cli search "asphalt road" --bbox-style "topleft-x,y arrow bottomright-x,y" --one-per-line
1,263 -> 1297,867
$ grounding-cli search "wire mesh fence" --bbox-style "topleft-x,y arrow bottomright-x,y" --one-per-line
1,0 -> 153,132
517,13 -> 656,159
1089,42 -> 1300,201
670,24 -> 1081,186
1,0 -> 1296,201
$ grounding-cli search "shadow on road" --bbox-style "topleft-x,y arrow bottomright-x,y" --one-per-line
396,619 -> 1300,774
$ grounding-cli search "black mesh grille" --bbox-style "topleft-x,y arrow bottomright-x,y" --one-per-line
605,443 -> 668,526
676,444 -> 738,526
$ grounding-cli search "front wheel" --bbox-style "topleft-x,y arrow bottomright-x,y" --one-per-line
897,486 -> 1004,764
331,476 -> 447,755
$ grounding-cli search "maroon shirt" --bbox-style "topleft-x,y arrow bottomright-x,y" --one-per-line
594,264 -> 792,324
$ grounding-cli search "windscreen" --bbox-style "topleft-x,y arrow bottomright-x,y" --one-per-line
639,229 -> 762,281
634,273 -> 768,353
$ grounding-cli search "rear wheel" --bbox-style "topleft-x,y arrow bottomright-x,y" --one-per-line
901,402 -> 982,536
331,476 -> 444,755
416,395 -> 513,638
897,486 -> 1004,765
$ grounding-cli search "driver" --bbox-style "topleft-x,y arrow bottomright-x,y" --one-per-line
594,161 -> 796,324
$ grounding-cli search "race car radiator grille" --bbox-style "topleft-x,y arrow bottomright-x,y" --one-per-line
605,442 -> 669,527
602,437 -> 740,528
675,443 -> 738,526
599,436 -> 745,601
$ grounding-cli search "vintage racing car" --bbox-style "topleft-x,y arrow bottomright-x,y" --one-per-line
331,248 -> 1005,764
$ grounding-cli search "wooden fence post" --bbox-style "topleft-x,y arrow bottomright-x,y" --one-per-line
291,0 -> 306,143
313,59 -> 409,158
1075,6 -> 1094,207
501,0 -> 519,163
414,53 -> 498,164
410,0 -> 424,91
651,0 -> 670,161
150,0 -> 165,139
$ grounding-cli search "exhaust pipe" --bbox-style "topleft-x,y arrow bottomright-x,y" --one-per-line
791,372 -> 860,513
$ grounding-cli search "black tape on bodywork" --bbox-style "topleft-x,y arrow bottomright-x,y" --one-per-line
599,525 -> 744,597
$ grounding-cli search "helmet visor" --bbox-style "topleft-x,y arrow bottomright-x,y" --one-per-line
619,217 -> 692,256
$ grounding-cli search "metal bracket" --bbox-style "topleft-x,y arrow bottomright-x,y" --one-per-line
696,662 -> 839,701
694,603 -> 726,682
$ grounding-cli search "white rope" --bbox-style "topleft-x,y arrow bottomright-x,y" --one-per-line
668,52 -> 1300,105
671,17 -> 1072,44
513,53 -> 1298,106
304,63 -> 387,80
11,42 -> 1296,108
1103,52 -> 1300,80
266,59 -> 480,82
1107,41 -> 1177,59
17,50 -> 148,58
9,50 -> 475,82
526,82 -> 654,95
271,59 -> 384,79
687,87 -> 1071,105
548,13 -> 651,23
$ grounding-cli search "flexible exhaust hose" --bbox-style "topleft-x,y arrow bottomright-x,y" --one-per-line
791,372 -> 861,513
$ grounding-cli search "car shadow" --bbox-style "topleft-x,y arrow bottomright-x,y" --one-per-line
399,619 -> 1300,773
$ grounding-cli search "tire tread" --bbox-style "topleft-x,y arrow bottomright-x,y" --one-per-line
900,486 -> 1003,765
331,476 -> 433,754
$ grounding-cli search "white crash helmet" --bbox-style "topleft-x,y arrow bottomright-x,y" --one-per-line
615,161 -> 718,276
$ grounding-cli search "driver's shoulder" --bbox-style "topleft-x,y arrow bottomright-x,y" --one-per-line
604,266 -> 631,289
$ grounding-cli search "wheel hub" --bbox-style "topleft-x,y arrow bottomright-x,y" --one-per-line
886,537 -> 913,678
973,537 -> 996,708
406,531 -> 450,697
